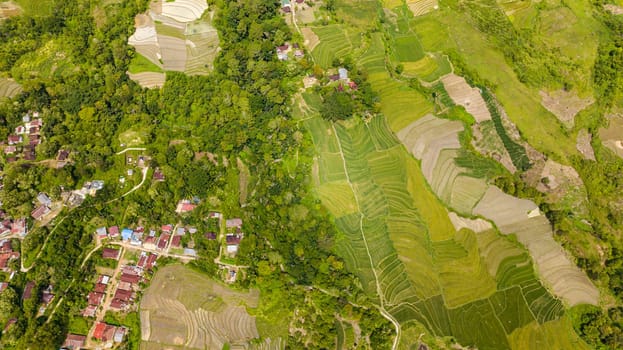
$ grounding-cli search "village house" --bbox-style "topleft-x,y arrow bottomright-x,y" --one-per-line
37,192 -> 52,206
22,281 -> 35,301
31,205 -> 50,220
153,168 -> 165,182
0,240 -> 19,272
205,232 -> 217,240
62,334 -> 86,350
7,135 -> 22,145
0,282 -> 7,293
281,0 -> 291,12
175,200 -> 196,214
3,145 -> 16,154
108,226 -> 120,238
87,291 -> 104,306
56,149 -> 69,162
226,218 -> 243,231
96,227 -> 108,239
93,322 -> 117,344
276,44 -> 290,61
15,125 -> 25,135
38,285 -> 54,314
157,233 -> 170,250
102,247 -> 120,260
82,305 -> 97,318
11,218 -> 27,236
121,228 -> 133,241
226,234 -> 242,255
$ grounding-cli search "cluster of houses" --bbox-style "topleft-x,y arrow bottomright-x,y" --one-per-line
84,249 -> 157,317
0,238 -> 19,272
0,215 -> 26,237
63,180 -> 105,208
1,281 -> 54,334
276,42 -> 305,61
225,218 -> 244,256
3,112 -> 43,163
62,322 -> 126,349
175,199 -> 197,214
95,224 -> 196,256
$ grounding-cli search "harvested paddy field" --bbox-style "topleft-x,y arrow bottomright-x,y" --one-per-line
0,1 -> 21,19
0,77 -> 22,99
126,72 -> 165,88
473,186 -> 599,306
406,0 -> 438,17
141,264 -> 276,349
127,0 -> 219,87
441,74 -> 491,123
397,114 -> 598,306
539,90 -> 593,129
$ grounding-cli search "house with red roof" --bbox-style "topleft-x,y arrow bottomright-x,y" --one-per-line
31,205 -> 50,220
175,200 -> 196,214
82,305 -> 97,317
120,273 -> 140,284
108,226 -> 120,238
171,235 -> 181,248
102,247 -> 120,260
62,334 -> 86,350
157,234 -> 170,250
22,281 -> 35,301
7,135 -> 22,145
93,322 -> 117,342
87,291 -> 104,306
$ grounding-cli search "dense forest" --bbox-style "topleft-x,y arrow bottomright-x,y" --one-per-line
0,0 -> 392,348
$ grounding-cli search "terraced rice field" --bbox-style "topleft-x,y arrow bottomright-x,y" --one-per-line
359,34 -> 432,131
397,113 -> 598,307
311,25 -> 361,68
127,0 -> 219,86
126,72 -> 165,88
0,78 -> 22,99
141,265 -> 279,349
407,0 -> 439,17
302,106 -> 581,348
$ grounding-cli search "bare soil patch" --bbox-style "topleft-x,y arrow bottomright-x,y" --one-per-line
599,113 -> 623,159
301,27 -> 320,51
0,1 -> 21,19
471,121 -> 517,173
441,74 -> 491,122
448,212 -> 492,233
604,4 -> 623,15
539,90 -> 593,129
576,129 -> 595,160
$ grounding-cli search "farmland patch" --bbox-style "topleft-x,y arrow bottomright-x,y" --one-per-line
539,89 -> 593,129
0,77 -> 22,99
141,265 -> 278,349
128,0 -> 219,86
599,113 -> 623,159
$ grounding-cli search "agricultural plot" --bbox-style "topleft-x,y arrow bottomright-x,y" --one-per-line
441,74 -> 491,123
303,110 -> 579,348
126,72 -> 165,88
127,0 -> 219,87
447,212 -> 492,233
407,0 -> 439,17
0,1 -> 21,19
402,54 -> 452,82
539,89 -> 593,129
473,186 -> 599,306
311,25 -> 361,68
0,77 -> 22,99
141,265 -> 278,349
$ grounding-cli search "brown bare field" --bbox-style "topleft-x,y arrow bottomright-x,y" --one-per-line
604,4 -> 623,14
301,27 -> 320,51
294,1 -> 319,24
599,113 -> 623,159
576,129 -> 596,160
161,0 -> 207,22
141,265 -> 264,349
473,186 -> 599,306
0,1 -> 21,19
441,74 -> 491,123
158,35 -> 187,71
126,72 -> 166,88
539,90 -> 593,128
448,212 -> 492,233
406,0 -> 438,17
